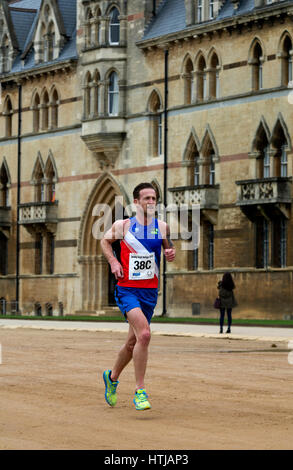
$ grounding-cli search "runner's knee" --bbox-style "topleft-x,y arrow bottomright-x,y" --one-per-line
138,328 -> 151,346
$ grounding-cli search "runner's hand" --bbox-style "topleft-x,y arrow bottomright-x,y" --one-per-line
164,248 -> 176,262
110,259 -> 124,279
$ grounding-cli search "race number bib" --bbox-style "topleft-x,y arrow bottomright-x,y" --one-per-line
129,253 -> 155,280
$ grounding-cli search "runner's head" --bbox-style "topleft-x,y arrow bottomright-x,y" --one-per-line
133,183 -> 157,217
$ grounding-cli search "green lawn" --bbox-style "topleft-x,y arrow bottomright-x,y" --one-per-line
0,314 -> 292,328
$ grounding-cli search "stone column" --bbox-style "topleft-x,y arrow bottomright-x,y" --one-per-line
99,80 -> 107,116
89,82 -> 96,118
93,255 -> 100,310
92,81 -> 99,117
118,78 -> 126,116
198,223 -> 204,270
82,84 -> 91,119
81,255 -> 90,311
118,15 -> 127,47
94,19 -> 100,46
90,18 -> 96,46
78,256 -> 87,311
100,17 -> 110,46
194,70 -> 203,102
87,256 -> 94,311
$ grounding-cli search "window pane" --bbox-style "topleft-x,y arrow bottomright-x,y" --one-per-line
194,163 -> 200,186
110,8 -> 120,44
110,25 -> 120,44
263,147 -> 270,178
259,64 -> 263,90
208,224 -> 214,270
209,157 -> 215,185
256,218 -> 269,268
108,72 -> 119,115
0,232 -> 7,275
289,57 -> 293,83
281,145 -> 287,177
280,218 -> 287,268
158,114 -> 162,155
198,0 -> 202,22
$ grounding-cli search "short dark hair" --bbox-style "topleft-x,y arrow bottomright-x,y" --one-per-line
133,183 -> 156,200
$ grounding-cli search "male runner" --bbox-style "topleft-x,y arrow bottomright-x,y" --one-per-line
101,182 -> 175,410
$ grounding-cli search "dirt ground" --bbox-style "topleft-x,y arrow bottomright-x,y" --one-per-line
0,327 -> 292,450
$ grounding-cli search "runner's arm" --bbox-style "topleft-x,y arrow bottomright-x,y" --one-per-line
159,221 -> 176,262
100,220 -> 126,279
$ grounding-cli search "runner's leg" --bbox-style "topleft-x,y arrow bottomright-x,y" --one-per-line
111,325 -> 136,381
125,307 -> 151,390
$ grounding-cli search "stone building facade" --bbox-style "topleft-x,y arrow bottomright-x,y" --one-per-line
0,0 -> 293,319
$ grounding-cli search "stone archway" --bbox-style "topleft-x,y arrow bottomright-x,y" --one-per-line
77,172 -> 129,313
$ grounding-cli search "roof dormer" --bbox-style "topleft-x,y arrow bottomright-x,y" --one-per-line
0,0 -> 19,74
33,0 -> 67,65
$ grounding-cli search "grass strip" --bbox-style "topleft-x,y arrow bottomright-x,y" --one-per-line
0,315 -> 292,328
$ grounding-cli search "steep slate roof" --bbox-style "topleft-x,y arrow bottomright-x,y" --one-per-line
143,0 -> 186,40
143,0 -> 290,41
6,0 -> 77,74
9,0 -> 42,8
9,9 -> 37,50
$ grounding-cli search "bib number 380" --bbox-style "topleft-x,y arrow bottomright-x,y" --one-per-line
129,253 -> 155,280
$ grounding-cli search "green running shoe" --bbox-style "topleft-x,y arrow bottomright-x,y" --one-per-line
103,370 -> 119,407
133,389 -> 151,411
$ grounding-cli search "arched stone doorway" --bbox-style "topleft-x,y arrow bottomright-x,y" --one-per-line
78,172 -> 130,312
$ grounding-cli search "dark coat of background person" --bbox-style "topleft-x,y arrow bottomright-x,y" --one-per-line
217,272 -> 237,334
217,282 -> 237,309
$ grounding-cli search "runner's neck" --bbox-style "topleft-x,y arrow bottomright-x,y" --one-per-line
134,213 -> 154,226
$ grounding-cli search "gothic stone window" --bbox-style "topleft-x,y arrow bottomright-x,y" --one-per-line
3,95 -> 13,137
0,232 -> 7,275
253,121 -> 271,179
209,52 -> 220,99
184,133 -> 200,185
109,7 -> 120,45
148,90 -> 162,158
196,54 -> 207,101
250,41 -> 264,91
32,92 -> 40,133
41,89 -> 50,130
255,217 -> 287,269
0,160 -> 10,206
108,71 -> 119,116
271,117 -> 290,178
183,56 -> 194,105
280,34 -> 293,86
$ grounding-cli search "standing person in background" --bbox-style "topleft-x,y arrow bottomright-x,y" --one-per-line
217,272 -> 237,334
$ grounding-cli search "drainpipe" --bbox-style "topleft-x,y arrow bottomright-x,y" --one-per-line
162,46 -> 168,316
16,81 -> 22,313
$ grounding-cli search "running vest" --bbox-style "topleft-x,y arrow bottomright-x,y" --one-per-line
117,217 -> 163,288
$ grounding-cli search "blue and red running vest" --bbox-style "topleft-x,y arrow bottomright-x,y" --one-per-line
117,217 -> 163,289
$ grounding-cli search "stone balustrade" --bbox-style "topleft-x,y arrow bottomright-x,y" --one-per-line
169,184 -> 219,209
19,202 -> 58,231
236,177 -> 292,206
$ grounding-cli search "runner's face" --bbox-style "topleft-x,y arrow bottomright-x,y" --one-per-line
135,188 -> 157,216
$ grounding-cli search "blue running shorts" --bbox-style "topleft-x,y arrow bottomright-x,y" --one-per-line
114,286 -> 158,324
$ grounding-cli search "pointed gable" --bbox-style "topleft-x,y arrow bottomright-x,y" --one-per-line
0,0 -> 19,73
0,0 -> 18,50
0,1 -> 76,75
33,0 -> 67,64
